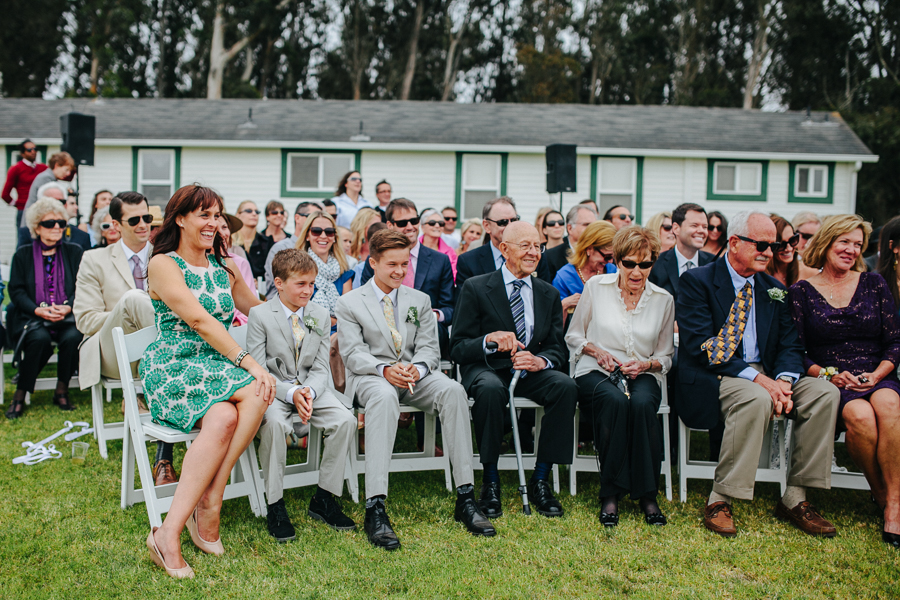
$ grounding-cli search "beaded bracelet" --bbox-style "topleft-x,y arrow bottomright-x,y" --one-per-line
233,350 -> 250,368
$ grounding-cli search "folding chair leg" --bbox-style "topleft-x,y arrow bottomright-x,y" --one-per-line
661,413 -> 673,502
678,420 -> 689,503
237,446 -> 263,517
344,452 -> 359,503
132,432 -> 164,528
121,421 -> 133,509
246,439 -> 268,517
91,383 -> 109,460
569,408 -> 579,496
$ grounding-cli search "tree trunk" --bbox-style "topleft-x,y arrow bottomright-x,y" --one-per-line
441,4 -> 472,101
242,46 -> 254,82
90,55 -> 100,95
743,1 -> 770,109
400,0 -> 425,100
156,0 -> 169,95
207,1 -> 257,99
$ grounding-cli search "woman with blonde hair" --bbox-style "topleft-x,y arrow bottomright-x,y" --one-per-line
645,211 -> 675,253
457,218 -> 483,255
790,214 -> 900,548
295,210 -> 353,330
349,207 -> 381,260
231,200 -> 271,279
552,220 -> 617,318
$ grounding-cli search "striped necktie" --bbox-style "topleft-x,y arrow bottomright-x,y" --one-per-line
510,280 -> 527,345
702,281 -> 753,365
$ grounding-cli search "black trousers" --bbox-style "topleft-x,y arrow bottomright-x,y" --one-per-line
469,368 -> 576,465
18,323 -> 81,393
576,371 -> 662,501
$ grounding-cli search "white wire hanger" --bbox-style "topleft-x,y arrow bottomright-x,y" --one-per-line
13,421 -> 94,466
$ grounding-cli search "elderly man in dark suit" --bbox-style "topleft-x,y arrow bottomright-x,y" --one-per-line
677,210 -> 839,538
543,204 -> 598,283
452,221 -> 576,518
456,196 -> 553,290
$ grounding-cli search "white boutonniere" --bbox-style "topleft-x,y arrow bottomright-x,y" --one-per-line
303,315 -> 326,336
406,307 -> 420,327
767,288 -> 787,303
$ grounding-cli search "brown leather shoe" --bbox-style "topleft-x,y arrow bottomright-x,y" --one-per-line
153,459 -> 179,486
704,501 -> 737,537
775,500 -> 836,537
121,395 -> 150,415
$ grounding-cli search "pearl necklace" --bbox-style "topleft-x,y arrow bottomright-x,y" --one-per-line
576,266 -> 598,283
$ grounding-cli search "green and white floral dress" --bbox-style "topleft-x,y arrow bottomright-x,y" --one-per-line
139,252 -> 254,433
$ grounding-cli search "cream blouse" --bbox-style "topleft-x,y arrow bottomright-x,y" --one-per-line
565,273 -> 675,379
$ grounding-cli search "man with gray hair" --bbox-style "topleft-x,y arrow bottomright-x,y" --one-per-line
456,196 -> 552,290
543,203 -> 598,282
676,209 -> 839,538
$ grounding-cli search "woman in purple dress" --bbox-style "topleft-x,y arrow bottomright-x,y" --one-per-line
790,214 -> 900,548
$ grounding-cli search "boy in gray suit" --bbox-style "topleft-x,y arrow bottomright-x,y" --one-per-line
336,230 -> 495,550
247,249 -> 357,542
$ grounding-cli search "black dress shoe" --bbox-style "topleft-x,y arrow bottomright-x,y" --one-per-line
52,393 -> 75,411
266,498 -> 296,543
308,493 -> 357,531
645,512 -> 668,526
364,501 -> 401,550
455,495 -> 496,537
478,482 -> 503,518
599,512 -> 619,528
5,393 -> 26,420
527,479 -> 564,518
883,530 -> 900,549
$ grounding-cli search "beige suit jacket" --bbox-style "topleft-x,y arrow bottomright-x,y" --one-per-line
247,298 -> 351,409
335,283 -> 440,403
74,241 -> 151,388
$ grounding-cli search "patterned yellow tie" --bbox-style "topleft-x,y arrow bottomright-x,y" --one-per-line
382,295 -> 403,357
702,281 -> 753,365
290,314 -> 304,361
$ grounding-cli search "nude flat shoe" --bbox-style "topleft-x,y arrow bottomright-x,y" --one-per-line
147,528 -> 194,579
187,507 -> 225,556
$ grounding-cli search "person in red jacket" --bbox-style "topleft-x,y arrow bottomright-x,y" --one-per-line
2,140 -> 48,227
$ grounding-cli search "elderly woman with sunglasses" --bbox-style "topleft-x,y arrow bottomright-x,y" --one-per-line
91,205 -> 121,248
565,226 -> 674,528
5,197 -> 84,419
419,208 -> 458,281
296,210 -> 354,330
552,221 -> 618,321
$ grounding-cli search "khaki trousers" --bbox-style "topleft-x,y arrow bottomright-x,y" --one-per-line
257,389 -> 356,503
356,371 -> 474,498
714,368 -> 839,500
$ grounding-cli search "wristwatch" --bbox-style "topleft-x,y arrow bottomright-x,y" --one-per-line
777,375 -> 794,385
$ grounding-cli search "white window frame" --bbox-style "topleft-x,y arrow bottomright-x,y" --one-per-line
137,148 -> 176,199
793,164 -> 829,198
712,161 -> 763,196
460,154 -> 502,218
595,157 -> 638,213
285,152 -> 355,192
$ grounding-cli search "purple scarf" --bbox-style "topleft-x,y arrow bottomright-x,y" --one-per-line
33,239 -> 67,306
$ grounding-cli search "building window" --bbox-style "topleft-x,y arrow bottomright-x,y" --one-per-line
788,161 -> 833,204
133,148 -> 180,208
595,157 -> 638,216
281,150 -> 361,198
456,153 -> 507,220
707,159 -> 768,201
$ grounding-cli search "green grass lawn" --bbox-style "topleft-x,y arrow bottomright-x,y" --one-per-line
1,364 -> 898,599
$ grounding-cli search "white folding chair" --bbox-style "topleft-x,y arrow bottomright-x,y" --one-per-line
830,432 -> 870,491
114,325 -> 263,527
90,376 -> 134,459
568,373 -> 673,501
678,415 -> 788,502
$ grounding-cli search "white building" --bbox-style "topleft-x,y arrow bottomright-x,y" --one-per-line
1,99 -> 877,264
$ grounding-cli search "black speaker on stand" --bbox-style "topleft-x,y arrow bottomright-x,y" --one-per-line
60,112 -> 96,166
546,144 -> 576,210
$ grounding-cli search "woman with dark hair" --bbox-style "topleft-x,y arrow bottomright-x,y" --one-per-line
766,214 -> 801,286
541,209 -> 566,251
85,189 -> 113,245
702,211 -> 728,258
262,200 -> 288,244
5,198 -> 84,419
877,216 -> 900,313
141,184 -> 275,577
332,170 -> 373,229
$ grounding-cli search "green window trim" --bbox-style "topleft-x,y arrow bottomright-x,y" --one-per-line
706,159 -> 768,202
280,149 -> 362,198
131,146 -> 181,192
788,161 -> 834,204
590,155 -> 644,223
453,151 -> 508,217
5,144 -> 49,169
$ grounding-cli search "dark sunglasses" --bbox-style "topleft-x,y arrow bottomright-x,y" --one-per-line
297,212 -> 311,218
799,232 -> 815,241
348,177 -> 362,182
309,227 -> 336,238
620,259 -> 654,269
424,219 -> 445,228
125,214 -> 153,227
40,219 -> 68,229
376,188 -> 391,194
594,248 -> 614,262
485,216 -> 521,228
100,222 -> 114,231
544,219 -> 565,227
613,213 -> 635,221
390,217 -> 421,228
661,223 -> 673,231
709,224 -> 724,232
784,233 -> 800,248
736,235 -> 788,253
268,210 -> 285,216
241,208 -> 261,215
443,215 -> 458,222
23,147 -> 37,152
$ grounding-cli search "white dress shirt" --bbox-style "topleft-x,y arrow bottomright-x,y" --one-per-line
489,242 -> 504,270
483,264 -> 552,369
403,241 -> 445,322
333,193 -> 374,229
674,246 -> 699,276
369,279 -> 428,380
278,298 -> 317,403
120,240 -> 151,285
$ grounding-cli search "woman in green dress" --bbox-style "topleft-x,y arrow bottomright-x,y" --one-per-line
141,185 -> 276,578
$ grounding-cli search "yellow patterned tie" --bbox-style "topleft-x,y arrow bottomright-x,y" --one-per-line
382,295 -> 403,357
702,281 -> 753,365
290,314 -> 304,361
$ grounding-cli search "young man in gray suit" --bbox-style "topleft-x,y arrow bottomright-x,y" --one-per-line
247,249 -> 357,542
336,230 -> 495,550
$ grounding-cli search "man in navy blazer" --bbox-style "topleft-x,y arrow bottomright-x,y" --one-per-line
677,210 -> 838,539
456,196 -> 552,290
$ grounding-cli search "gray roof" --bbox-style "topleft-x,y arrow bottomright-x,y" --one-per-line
0,98 -> 874,157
